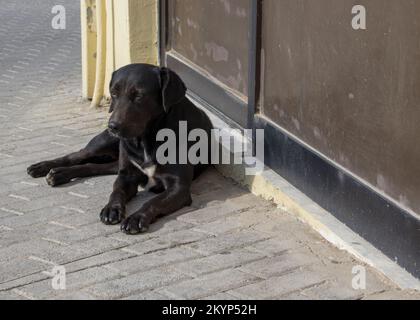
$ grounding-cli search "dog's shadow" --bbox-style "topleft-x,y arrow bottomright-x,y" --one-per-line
52,168 -> 246,234
125,168 -> 247,234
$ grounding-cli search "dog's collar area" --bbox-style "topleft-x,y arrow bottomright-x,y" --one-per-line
130,159 -> 156,175
130,158 -> 158,190
123,138 -> 156,170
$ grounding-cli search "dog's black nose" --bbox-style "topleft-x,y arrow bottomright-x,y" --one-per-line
108,121 -> 120,132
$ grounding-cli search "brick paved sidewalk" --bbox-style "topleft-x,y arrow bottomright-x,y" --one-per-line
0,0 -> 419,300
1,87 -> 419,301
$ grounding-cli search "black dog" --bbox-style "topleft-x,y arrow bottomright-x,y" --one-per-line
27,64 -> 213,234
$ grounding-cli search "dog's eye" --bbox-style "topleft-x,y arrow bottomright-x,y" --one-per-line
110,90 -> 119,99
134,95 -> 144,103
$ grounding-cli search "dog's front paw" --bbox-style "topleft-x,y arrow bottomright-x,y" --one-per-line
27,161 -> 55,178
120,213 -> 150,235
46,168 -> 72,187
100,203 -> 125,225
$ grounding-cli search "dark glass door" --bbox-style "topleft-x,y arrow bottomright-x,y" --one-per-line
160,0 -> 258,128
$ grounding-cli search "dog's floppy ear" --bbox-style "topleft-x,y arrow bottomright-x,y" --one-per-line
159,67 -> 187,112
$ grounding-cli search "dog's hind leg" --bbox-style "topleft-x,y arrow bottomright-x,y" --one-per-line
27,130 -> 119,178
46,161 -> 119,187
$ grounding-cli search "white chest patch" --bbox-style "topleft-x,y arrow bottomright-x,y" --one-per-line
130,159 -> 157,190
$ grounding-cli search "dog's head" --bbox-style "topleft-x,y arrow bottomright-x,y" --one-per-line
108,64 -> 186,138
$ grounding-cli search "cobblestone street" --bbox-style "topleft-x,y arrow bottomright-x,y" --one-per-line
0,0 -> 419,300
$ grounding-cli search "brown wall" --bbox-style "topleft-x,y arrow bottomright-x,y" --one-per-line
261,0 -> 420,214
168,0 -> 250,98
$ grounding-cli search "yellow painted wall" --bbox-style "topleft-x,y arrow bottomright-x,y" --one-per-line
127,0 -> 158,65
81,0 -> 158,100
104,0 -> 115,96
112,0 -> 131,70
81,0 -> 97,99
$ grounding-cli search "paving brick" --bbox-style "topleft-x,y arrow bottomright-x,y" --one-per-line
228,269 -> 328,300
0,238 -> 65,264
107,247 -> 203,275
0,236 -> 122,270
0,257 -> 50,284
0,206 -> 79,229
2,193 -> 80,213
173,249 -> 265,277
116,237 -> 173,256
64,249 -> 135,273
0,221 -> 69,247
238,252 -> 320,279
227,193 -> 275,210
299,281 -> 365,300
0,273 -> 49,292
18,266 -> 121,300
86,267 -> 190,299
122,290 -> 171,300
200,292 -> 239,300
191,186 -> 246,207
308,263 -> 394,296
42,222 -> 119,245
245,238 -> 300,256
66,236 -> 127,259
191,181 -> 223,197
192,210 -> 265,235
0,290 -> 27,300
0,181 -> 39,196
178,200 -> 254,225
364,290 -> 420,300
276,292 -> 310,300
253,216 -> 324,245
159,269 -> 261,300
121,229 -> 210,256
19,241 -> 90,266
186,231 -> 270,255
46,211 -> 100,229
49,291 -> 100,300
159,228 -> 212,244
